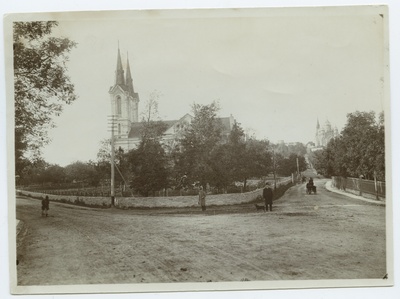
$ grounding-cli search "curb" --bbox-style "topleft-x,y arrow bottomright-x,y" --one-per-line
325,181 -> 385,206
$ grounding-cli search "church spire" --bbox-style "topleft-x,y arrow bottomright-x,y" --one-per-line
115,45 -> 125,86
316,118 -> 320,129
125,54 -> 134,96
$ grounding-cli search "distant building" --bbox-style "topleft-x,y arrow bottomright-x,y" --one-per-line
109,47 -> 235,152
315,118 -> 339,147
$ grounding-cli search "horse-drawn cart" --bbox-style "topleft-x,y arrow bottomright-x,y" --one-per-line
306,182 -> 317,194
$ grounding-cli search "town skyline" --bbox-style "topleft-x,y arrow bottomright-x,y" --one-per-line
34,8 -> 386,166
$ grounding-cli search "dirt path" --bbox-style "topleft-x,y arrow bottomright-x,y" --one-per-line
16,179 -> 386,285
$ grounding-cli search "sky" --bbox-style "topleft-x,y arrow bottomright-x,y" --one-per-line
32,8 -> 387,166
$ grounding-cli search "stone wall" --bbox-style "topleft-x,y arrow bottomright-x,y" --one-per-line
17,188 -> 263,209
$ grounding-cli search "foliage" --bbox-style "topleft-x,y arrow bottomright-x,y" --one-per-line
127,140 -> 169,196
276,153 -> 307,176
13,21 -> 77,161
96,139 -> 128,186
64,161 -> 101,186
139,90 -> 168,145
274,142 -> 307,158
313,111 -> 385,180
240,138 -> 272,187
174,101 -> 223,187
16,159 -> 66,186
125,91 -> 170,196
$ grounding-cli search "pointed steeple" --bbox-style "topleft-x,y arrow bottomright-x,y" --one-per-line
125,55 -> 134,96
115,45 -> 125,86
316,118 -> 320,129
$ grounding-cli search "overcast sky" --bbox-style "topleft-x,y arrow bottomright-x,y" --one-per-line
35,8 -> 386,166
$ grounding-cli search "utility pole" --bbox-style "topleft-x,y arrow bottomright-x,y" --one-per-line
108,115 -> 116,206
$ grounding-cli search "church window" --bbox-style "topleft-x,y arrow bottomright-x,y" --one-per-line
116,96 -> 122,116
118,123 -> 121,135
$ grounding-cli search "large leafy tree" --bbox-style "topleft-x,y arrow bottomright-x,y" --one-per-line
276,153 -> 307,176
127,140 -> 169,196
13,21 -> 77,164
125,92 -> 169,196
64,161 -> 100,187
340,111 -> 385,180
175,101 -> 223,188
242,139 -> 272,186
313,111 -> 385,180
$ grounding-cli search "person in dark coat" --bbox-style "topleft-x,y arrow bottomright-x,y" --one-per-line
41,195 -> 50,217
263,183 -> 274,212
198,186 -> 206,211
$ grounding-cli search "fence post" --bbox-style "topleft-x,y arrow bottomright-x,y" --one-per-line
359,175 -> 363,196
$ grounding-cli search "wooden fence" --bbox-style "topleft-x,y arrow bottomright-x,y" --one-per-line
331,176 -> 385,200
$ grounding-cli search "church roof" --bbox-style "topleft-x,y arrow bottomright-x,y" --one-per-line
128,120 -> 178,139
127,117 -> 233,139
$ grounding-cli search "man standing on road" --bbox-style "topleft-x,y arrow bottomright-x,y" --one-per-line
41,195 -> 50,217
198,186 -> 206,211
263,183 -> 273,212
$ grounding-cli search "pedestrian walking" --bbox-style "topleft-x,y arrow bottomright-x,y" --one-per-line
41,195 -> 50,217
263,183 -> 273,212
198,186 -> 206,211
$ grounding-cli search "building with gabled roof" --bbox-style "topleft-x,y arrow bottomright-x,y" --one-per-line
109,47 -> 235,152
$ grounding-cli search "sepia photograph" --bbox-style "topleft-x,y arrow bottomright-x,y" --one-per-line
2,3 -> 395,297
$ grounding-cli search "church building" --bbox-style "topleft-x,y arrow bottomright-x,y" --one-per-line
109,47 -> 236,152
315,118 -> 339,147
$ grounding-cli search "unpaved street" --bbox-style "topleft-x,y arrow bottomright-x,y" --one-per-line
16,179 -> 386,285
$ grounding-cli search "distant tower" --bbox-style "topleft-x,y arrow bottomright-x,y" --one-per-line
108,46 -> 140,139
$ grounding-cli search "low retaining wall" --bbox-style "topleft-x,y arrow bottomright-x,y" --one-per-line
17,181 -> 294,209
17,188 -> 264,209
17,190 -> 111,208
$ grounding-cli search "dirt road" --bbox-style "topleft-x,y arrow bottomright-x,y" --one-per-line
16,179 -> 386,285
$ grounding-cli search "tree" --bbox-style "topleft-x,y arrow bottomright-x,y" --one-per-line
17,158 -> 48,185
41,164 -> 66,184
127,140 -> 169,196
175,101 -> 223,188
96,138 -> 112,181
64,161 -> 100,186
225,121 -> 247,186
139,90 -> 168,146
125,91 -> 170,196
276,153 -> 307,176
340,111 -> 385,180
206,121 -> 245,191
13,21 -> 77,161
313,111 -> 385,180
96,139 -> 130,188
240,139 -> 272,189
